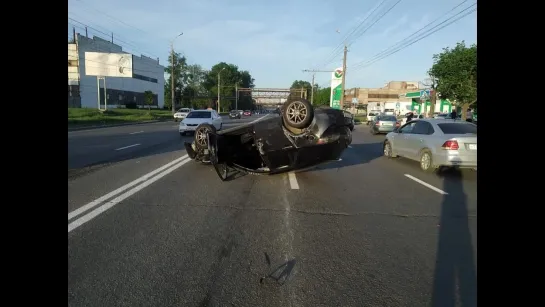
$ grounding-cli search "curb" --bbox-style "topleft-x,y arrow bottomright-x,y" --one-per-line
68,119 -> 170,132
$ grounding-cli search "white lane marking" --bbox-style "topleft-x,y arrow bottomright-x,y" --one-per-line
129,131 -> 144,135
115,143 -> 141,151
404,174 -> 448,195
348,145 -> 353,148
288,172 -> 299,189
69,158 -> 192,233
68,154 -> 189,221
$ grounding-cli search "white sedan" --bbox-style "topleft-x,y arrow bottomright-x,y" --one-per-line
173,108 -> 193,121
179,110 -> 223,136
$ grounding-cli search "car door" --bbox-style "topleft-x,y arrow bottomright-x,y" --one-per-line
394,121 -> 417,157
406,121 -> 433,159
211,111 -> 222,130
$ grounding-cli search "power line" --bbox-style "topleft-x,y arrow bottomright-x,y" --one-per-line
347,0 -> 403,47
68,17 -> 158,59
315,0 -> 389,69
73,0 -> 154,37
350,3 -> 476,72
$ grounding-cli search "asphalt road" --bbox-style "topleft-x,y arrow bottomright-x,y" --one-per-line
68,118 -> 477,307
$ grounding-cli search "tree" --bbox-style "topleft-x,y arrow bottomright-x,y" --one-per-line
422,75 -> 438,118
428,41 -> 477,120
289,80 -> 313,101
313,86 -> 331,107
164,52 -> 189,110
143,90 -> 154,111
203,62 -> 255,112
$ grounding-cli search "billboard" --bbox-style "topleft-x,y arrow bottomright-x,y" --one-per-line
330,67 -> 343,109
84,52 -> 133,78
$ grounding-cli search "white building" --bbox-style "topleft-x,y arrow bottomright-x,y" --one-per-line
68,34 -> 165,109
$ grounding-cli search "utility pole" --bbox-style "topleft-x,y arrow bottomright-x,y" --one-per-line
217,73 -> 220,112
171,42 -> 175,114
217,68 -> 225,113
170,33 -> 183,114
235,83 -> 238,111
302,69 -> 333,104
340,44 -> 348,109
310,73 -> 315,104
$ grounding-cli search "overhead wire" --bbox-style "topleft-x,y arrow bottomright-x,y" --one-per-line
349,1 -> 476,72
314,0 -> 389,69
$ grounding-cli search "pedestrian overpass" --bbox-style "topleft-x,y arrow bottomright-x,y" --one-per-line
238,88 -> 307,108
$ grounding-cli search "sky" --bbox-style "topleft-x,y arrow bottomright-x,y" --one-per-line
68,0 -> 477,89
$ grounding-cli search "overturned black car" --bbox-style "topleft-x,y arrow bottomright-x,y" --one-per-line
184,99 -> 353,181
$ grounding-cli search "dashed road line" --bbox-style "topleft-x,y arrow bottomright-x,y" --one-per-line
129,131 -> 144,135
404,174 -> 448,195
115,143 -> 141,151
288,172 -> 299,189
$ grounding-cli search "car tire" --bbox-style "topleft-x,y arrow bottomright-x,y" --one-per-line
383,141 -> 397,158
174,119 -> 178,122
180,132 -> 185,136
194,123 -> 217,150
219,123 -> 223,130
419,149 -> 435,172
349,124 -> 354,131
282,98 -> 314,129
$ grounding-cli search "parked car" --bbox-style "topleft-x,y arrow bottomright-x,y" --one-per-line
184,99 -> 352,181
179,110 -> 223,136
173,108 -> 193,121
383,119 -> 477,172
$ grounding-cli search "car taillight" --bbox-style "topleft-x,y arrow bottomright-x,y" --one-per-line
442,140 -> 459,150
375,121 -> 380,126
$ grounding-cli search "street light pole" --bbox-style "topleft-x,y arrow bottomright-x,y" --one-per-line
170,33 -> 183,114
217,67 -> 225,113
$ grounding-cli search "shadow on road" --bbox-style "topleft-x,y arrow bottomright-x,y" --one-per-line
299,142 -> 384,173
431,168 -> 477,307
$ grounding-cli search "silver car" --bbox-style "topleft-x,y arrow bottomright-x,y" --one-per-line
383,119 -> 477,172
370,115 -> 399,134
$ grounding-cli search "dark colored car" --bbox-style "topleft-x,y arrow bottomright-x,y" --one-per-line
184,99 -> 352,181
229,110 -> 241,119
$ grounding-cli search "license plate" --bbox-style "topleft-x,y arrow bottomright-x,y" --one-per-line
382,123 -> 393,126
468,144 -> 477,150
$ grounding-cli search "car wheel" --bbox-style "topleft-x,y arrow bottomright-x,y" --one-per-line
194,123 -> 217,150
174,119 -> 178,122
344,126 -> 352,146
180,132 -> 185,137
383,141 -> 397,158
219,123 -> 223,130
282,98 -> 314,129
419,149 -> 435,172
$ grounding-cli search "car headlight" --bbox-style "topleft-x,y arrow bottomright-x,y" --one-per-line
179,122 -> 186,126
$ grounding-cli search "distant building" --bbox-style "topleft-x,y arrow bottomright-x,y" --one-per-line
68,33 -> 165,109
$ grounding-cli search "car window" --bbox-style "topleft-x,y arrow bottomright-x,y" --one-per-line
378,116 -> 396,121
186,111 -> 212,119
399,122 -> 416,133
412,121 -> 433,135
369,113 -> 375,116
437,123 -> 477,134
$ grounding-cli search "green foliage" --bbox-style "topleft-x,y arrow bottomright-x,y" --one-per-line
290,80 -> 313,100
428,41 -> 477,106
144,90 -> 154,111
314,86 -> 331,106
202,62 -> 255,111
